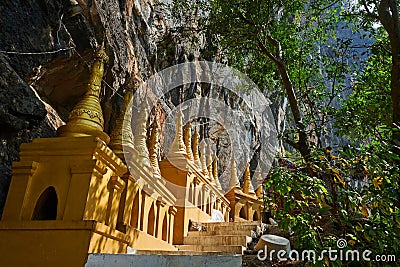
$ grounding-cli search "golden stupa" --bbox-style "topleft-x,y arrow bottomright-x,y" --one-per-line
57,42 -> 110,143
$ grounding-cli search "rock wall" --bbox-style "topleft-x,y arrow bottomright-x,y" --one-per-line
0,0 -> 196,216
0,0 -> 286,216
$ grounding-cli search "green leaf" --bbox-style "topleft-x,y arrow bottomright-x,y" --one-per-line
318,206 -> 332,215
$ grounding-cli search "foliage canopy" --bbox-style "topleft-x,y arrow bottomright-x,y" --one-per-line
169,0 -> 400,265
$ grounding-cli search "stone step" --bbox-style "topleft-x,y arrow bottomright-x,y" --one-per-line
187,229 -> 253,237
133,250 -> 236,256
201,224 -> 259,232
201,221 -> 260,227
176,245 -> 246,254
183,235 -> 252,247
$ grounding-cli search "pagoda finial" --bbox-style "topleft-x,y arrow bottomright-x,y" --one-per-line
243,162 -> 255,195
184,122 -> 194,161
255,169 -> 263,197
134,100 -> 150,166
249,179 -> 256,195
57,41 -> 110,143
109,75 -> 137,159
200,141 -> 208,175
149,120 -> 161,178
207,142 -> 215,183
229,154 -> 240,189
256,183 -> 263,198
168,107 -> 187,158
213,156 -> 223,190
192,127 -> 202,168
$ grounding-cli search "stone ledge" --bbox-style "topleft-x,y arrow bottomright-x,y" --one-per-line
85,254 -> 242,267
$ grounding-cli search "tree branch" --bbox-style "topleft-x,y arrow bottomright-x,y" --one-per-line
378,0 -> 395,33
284,136 -> 300,150
256,35 -> 280,64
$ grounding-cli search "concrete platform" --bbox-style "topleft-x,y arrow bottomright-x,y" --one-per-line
85,253 -> 242,267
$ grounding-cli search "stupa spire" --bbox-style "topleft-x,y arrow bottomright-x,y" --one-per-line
149,120 -> 161,178
200,141 -> 208,175
134,100 -> 150,166
207,142 -> 215,183
256,183 -> 263,198
213,156 -> 223,190
184,122 -> 194,161
57,41 -> 109,143
243,162 -> 255,195
168,108 -> 187,158
192,127 -> 202,168
229,154 -> 240,189
255,169 -> 263,198
109,76 -> 136,159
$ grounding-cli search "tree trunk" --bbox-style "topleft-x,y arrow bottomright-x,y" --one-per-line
378,0 -> 400,206
378,0 -> 400,156
276,63 -> 313,167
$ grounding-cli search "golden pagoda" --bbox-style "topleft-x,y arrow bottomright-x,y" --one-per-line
0,43 -> 130,266
149,120 -> 162,179
229,154 -> 240,189
192,127 -> 202,168
213,156 -> 223,191
207,142 -> 215,184
225,159 -> 263,222
168,107 -> 187,159
256,184 -> 263,199
200,141 -> 208,175
57,41 -> 110,144
0,41 -> 265,267
109,76 -> 136,159
184,122 -> 194,161
134,100 -> 150,166
243,163 -> 255,195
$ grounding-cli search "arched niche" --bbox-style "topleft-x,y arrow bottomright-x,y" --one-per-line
197,190 -> 202,209
206,196 -> 210,215
253,210 -> 260,221
130,192 -> 140,228
188,184 -> 193,204
162,214 -> 168,241
239,206 -> 247,220
32,186 -> 58,220
147,203 -> 155,236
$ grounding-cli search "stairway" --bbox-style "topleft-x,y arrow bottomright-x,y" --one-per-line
176,221 -> 260,255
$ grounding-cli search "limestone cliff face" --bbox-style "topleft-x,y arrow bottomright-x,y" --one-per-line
0,0 -> 285,216
0,0 -> 197,216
